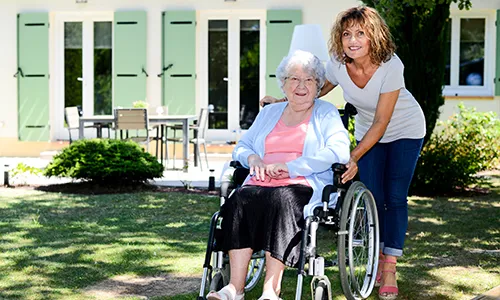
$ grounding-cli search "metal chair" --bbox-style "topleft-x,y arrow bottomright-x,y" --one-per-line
114,108 -> 153,152
64,106 -> 110,143
166,107 -> 210,171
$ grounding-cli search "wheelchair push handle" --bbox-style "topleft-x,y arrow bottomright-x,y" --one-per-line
332,163 -> 349,189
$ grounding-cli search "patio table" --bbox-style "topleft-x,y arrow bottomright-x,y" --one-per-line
79,114 -> 197,172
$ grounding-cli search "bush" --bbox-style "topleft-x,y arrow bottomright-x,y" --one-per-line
410,104 -> 500,195
10,163 -> 42,186
44,139 -> 164,183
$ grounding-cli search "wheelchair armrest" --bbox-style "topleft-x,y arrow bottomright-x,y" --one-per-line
229,161 -> 242,168
226,160 -> 249,187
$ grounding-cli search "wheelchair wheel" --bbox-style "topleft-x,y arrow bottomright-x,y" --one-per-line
209,263 -> 230,292
338,181 -> 379,300
244,250 -> 265,292
314,280 -> 328,300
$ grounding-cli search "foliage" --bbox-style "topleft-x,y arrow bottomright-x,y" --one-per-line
44,139 -> 163,183
361,0 -> 472,144
410,104 -> 500,195
132,100 -> 149,108
348,117 -> 356,151
10,162 -> 42,186
180,180 -> 193,190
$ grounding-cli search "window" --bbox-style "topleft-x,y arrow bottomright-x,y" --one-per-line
443,11 -> 495,96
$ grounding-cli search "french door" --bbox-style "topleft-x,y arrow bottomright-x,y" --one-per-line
54,12 -> 113,140
199,11 -> 266,142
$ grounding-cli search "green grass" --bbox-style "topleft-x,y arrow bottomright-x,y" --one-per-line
0,176 -> 499,300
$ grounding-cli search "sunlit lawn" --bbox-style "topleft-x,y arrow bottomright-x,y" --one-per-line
0,174 -> 499,299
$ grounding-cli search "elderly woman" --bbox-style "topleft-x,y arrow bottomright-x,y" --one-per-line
207,50 -> 350,300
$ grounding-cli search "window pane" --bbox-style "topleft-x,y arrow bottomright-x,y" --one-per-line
444,19 -> 451,86
459,18 -> 485,86
94,21 -> 112,115
208,20 -> 228,129
239,20 -> 260,130
64,22 -> 82,110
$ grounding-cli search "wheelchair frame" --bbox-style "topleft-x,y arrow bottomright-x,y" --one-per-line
198,104 -> 380,300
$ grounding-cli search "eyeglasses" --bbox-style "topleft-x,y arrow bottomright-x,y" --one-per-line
286,76 -> 316,88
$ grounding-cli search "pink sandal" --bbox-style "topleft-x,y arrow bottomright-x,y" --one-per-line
375,254 -> 385,287
378,259 -> 398,300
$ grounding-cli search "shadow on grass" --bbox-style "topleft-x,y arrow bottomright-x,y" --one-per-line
0,179 -> 499,299
0,189 -> 219,299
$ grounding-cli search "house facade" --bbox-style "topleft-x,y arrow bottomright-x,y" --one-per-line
0,0 -> 499,156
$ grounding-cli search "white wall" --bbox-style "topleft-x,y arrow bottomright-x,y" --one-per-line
0,0 -> 361,139
0,0 -> 498,140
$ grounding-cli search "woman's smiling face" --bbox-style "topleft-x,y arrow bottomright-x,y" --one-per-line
342,23 -> 371,61
284,65 -> 317,112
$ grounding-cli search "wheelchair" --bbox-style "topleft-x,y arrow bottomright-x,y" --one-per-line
198,104 -> 380,300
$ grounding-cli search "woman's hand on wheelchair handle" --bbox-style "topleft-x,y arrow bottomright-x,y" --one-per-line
259,95 -> 279,107
341,157 -> 358,183
248,154 -> 267,181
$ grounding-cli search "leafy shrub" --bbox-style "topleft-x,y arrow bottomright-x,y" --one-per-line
44,139 -> 164,183
10,163 -> 42,186
410,104 -> 500,195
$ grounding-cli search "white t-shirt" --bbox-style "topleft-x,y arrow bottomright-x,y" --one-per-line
326,54 -> 426,143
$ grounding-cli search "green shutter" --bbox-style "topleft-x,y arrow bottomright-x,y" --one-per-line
266,10 -> 302,98
113,11 -> 147,107
17,13 -> 50,141
496,10 -> 500,96
161,11 -> 196,115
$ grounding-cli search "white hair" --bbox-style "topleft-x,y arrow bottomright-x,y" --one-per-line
275,50 -> 326,97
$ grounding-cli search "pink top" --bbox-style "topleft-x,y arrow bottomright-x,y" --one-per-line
246,114 -> 311,187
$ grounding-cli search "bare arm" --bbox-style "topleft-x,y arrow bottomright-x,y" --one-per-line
341,89 -> 400,182
319,79 -> 336,98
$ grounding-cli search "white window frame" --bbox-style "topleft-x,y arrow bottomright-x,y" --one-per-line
443,10 -> 496,97
52,12 -> 114,141
198,10 -> 266,142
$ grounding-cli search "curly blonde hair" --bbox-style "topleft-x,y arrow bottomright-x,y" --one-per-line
328,6 -> 396,65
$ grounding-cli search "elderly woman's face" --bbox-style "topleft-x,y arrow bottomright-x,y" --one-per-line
341,22 -> 371,60
284,65 -> 317,111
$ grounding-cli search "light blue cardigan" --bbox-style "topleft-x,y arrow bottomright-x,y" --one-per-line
233,99 -> 350,217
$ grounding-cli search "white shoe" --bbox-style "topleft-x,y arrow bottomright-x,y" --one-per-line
207,285 -> 244,300
257,290 -> 282,300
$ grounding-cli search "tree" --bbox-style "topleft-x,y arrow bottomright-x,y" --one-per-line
362,0 -> 472,143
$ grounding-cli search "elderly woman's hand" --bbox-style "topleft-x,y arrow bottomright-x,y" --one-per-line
266,163 -> 289,179
248,154 -> 267,181
341,157 -> 358,183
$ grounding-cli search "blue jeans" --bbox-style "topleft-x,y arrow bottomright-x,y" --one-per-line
357,138 -> 423,257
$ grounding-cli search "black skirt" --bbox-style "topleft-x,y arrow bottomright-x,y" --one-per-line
220,184 -> 313,267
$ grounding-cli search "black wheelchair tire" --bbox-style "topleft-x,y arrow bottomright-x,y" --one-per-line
338,181 -> 379,300
209,271 -> 224,292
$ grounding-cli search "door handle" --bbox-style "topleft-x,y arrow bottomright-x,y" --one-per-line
223,77 -> 229,81
77,77 -> 83,82
13,68 -> 24,78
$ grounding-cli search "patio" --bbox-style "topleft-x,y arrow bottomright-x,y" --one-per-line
1,143 -> 234,189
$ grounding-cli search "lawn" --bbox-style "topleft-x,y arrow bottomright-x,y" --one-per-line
0,175 -> 499,300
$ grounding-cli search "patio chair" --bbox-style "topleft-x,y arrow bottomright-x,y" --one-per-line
166,107 -> 210,171
64,106 -> 111,143
114,108 -> 156,152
